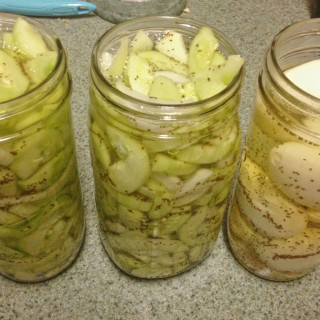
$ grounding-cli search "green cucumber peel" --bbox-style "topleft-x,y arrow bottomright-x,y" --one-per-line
106,125 -> 150,194
10,128 -> 66,180
176,124 -> 238,164
18,146 -> 72,193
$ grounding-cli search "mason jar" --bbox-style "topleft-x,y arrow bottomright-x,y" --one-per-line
227,19 -> 320,281
0,14 -> 85,282
89,16 -> 244,278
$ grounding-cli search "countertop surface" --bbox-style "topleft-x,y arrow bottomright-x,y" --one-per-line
1,1 -> 319,319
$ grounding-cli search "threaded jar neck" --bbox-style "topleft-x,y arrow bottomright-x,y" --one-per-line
90,15 -> 244,121
259,18 -> 320,139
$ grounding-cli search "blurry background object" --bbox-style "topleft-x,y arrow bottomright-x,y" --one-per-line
311,0 -> 320,17
91,0 -> 187,23
0,0 -> 96,16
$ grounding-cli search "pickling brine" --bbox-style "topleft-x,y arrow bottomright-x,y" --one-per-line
89,16 -> 244,278
0,15 -> 85,282
227,19 -> 320,281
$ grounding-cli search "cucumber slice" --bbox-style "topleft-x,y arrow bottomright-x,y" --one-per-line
177,206 -> 208,246
23,51 -> 58,85
268,142 -> 320,210
148,75 -> 181,101
104,219 -> 126,234
108,232 -> 188,253
117,204 -> 147,230
0,50 -> 29,102
1,32 -> 22,59
90,122 -> 111,173
189,242 -> 211,263
237,157 -> 308,239
106,125 -> 150,193
14,219 -> 61,256
138,50 -> 189,76
105,184 -> 152,212
215,55 -> 244,85
146,179 -> 174,220
0,168 -> 19,197
116,252 -> 147,270
176,124 -> 238,164
10,128 -> 65,180
131,264 -> 173,278
158,210 -> 192,235
13,102 -> 60,132
115,80 -> 157,103
12,17 -> 49,59
0,209 -> 21,226
193,55 -> 244,99
151,153 -> 198,176
18,147 -> 71,192
127,54 -> 154,96
188,27 -> 219,74
153,251 -> 188,267
177,81 -> 198,102
0,198 -> 56,240
8,202 -> 40,218
194,77 -> 227,100
256,228 -> 320,273
174,188 -> 210,207
104,36 -> 128,81
155,31 -> 188,64
153,71 -> 189,84
306,208 -> 320,224
130,30 -> 153,53
175,168 -> 213,197
152,173 -> 182,193
97,190 -> 118,218
211,51 -> 226,66
0,147 -> 14,167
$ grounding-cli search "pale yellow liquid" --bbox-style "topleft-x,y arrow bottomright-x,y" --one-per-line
228,61 -> 320,281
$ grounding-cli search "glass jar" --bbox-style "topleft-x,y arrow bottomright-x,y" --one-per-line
227,19 -> 320,281
91,0 -> 187,24
89,16 -> 244,278
0,14 -> 85,282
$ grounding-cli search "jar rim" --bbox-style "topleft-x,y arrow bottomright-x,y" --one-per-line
0,13 -> 66,118
90,15 -> 244,117
269,18 -> 320,111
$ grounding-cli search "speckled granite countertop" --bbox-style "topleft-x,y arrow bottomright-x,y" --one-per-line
1,1 -> 319,319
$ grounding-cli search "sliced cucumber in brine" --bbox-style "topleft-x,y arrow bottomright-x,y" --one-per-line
23,51 -> 58,86
0,146 -> 14,167
18,147 -> 71,192
130,30 -> 153,53
188,26 -> 219,74
127,53 -> 154,96
0,50 -> 29,102
155,30 -> 188,64
10,128 -> 65,180
138,50 -> 189,76
104,36 -> 128,81
0,168 -> 20,197
12,17 -> 49,59
176,124 -> 238,164
106,125 -> 150,194
148,75 -> 181,101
